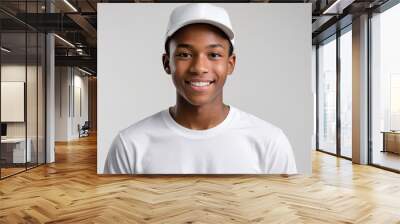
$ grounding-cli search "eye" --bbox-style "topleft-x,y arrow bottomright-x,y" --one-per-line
209,52 -> 222,59
175,52 -> 192,58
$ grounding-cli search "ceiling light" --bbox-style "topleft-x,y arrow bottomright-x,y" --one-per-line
54,34 -> 75,48
63,0 -> 78,12
78,67 -> 93,76
322,0 -> 354,15
1,47 -> 11,53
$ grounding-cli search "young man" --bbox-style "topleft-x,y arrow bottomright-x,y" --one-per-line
104,3 -> 297,174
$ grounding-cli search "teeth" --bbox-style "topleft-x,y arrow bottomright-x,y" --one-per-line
190,81 -> 211,87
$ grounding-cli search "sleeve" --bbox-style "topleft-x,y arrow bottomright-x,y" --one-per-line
103,133 -> 135,174
265,129 -> 298,175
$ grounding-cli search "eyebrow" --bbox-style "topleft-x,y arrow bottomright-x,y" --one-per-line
207,44 -> 225,49
176,43 -> 225,49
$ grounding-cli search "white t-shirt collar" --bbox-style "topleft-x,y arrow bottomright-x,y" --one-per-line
161,105 -> 236,139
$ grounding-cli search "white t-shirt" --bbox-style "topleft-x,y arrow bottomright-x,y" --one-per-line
104,106 -> 297,174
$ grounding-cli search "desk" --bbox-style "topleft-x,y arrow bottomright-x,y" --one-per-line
1,138 -> 32,163
381,131 -> 400,154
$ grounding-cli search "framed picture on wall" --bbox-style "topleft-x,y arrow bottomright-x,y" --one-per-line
1,81 -> 25,122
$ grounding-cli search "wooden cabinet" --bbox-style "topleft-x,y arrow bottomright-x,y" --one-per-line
382,131 -> 400,154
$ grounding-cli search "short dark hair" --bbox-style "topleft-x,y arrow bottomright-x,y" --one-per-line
164,24 -> 234,57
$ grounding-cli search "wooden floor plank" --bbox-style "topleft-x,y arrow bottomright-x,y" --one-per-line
0,134 -> 400,223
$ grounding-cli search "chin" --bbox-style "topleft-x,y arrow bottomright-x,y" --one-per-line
184,95 -> 213,106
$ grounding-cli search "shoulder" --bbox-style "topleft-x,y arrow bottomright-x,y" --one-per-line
104,110 -> 167,174
233,107 -> 284,139
233,108 -> 297,174
119,110 -> 166,139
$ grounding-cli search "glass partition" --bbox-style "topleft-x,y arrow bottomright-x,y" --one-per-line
38,32 -> 45,165
27,31 -> 38,169
0,1 -> 46,179
1,31 -> 28,177
317,36 -> 337,155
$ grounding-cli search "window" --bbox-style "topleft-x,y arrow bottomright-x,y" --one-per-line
339,28 -> 352,158
318,36 -> 337,155
371,2 -> 400,171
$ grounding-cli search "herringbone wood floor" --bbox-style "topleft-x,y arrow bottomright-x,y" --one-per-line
1,134 -> 400,224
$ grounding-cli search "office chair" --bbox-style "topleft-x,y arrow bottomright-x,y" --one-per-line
79,121 -> 90,138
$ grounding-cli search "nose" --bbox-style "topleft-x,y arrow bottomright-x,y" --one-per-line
189,54 -> 208,75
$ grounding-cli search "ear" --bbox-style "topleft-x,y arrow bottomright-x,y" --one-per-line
162,53 -> 171,75
227,53 -> 236,76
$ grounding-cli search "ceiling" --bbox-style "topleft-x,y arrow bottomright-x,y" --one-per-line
0,0 -> 393,75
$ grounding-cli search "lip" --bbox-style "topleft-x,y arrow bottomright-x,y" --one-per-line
185,78 -> 214,82
184,79 -> 215,92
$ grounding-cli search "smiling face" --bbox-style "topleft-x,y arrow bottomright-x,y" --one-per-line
162,23 -> 236,107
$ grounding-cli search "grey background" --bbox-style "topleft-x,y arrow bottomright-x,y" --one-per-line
97,3 -> 313,174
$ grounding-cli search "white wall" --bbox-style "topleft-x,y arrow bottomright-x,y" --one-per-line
72,72 -> 89,138
55,67 -> 69,141
1,65 -> 40,138
55,67 -> 89,141
98,3 -> 313,174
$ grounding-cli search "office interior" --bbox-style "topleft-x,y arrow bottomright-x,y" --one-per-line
0,0 -> 400,222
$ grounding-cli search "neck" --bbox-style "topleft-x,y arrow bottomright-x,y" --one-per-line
170,95 -> 230,130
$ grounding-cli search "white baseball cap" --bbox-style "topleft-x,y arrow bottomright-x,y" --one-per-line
165,3 -> 235,48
